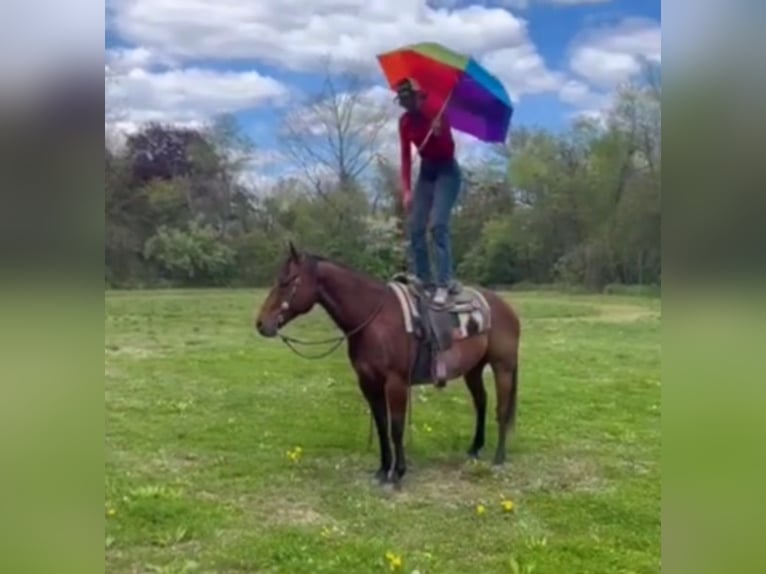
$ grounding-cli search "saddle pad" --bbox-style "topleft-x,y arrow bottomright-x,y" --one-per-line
387,281 -> 491,340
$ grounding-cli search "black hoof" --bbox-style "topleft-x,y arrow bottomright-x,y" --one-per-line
373,468 -> 388,483
492,454 -> 506,466
467,449 -> 481,460
388,467 -> 406,484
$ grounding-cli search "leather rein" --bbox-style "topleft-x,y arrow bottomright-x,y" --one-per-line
275,272 -> 387,360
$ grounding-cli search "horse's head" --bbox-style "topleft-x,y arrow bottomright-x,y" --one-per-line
255,241 -> 320,337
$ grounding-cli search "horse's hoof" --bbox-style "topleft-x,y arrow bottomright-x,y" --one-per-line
373,468 -> 388,484
387,467 -> 406,485
467,450 -> 481,460
492,450 -> 506,466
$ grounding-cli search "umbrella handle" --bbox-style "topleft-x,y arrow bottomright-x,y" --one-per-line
416,86 -> 455,154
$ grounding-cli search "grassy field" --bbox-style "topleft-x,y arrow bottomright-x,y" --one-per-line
105,289 -> 660,574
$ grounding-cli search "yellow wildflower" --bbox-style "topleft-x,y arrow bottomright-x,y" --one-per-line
501,499 -> 515,512
106,508 -> 116,517
385,551 -> 403,571
286,446 -> 303,462
476,504 -> 486,515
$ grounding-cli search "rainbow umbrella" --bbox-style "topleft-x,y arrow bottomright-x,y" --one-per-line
376,41 -> 513,143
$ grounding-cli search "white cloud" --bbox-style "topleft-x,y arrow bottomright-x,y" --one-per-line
558,78 -> 591,105
557,78 -> 612,110
570,107 -> 609,127
568,17 -> 661,88
555,17 -> 661,121
106,46 -> 178,74
106,67 -> 287,127
433,0 -> 611,7
109,1 -> 572,139
106,0 -> 651,166
571,48 -> 642,87
481,43 -> 564,101
111,0 -> 528,71
428,0 -> 528,9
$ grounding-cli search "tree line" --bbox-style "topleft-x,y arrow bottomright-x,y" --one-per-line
105,69 -> 660,292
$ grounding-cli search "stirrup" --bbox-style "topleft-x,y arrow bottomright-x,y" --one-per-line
433,357 -> 448,388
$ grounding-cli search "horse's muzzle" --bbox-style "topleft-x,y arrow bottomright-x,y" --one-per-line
255,318 -> 278,338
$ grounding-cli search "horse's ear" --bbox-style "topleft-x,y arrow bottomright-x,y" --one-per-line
288,240 -> 300,262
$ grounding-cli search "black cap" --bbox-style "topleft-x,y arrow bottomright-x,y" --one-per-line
395,77 -> 422,97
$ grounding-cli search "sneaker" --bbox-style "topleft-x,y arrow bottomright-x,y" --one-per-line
448,279 -> 462,294
432,287 -> 449,306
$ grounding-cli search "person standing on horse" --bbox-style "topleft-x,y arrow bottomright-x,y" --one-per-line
396,77 -> 462,306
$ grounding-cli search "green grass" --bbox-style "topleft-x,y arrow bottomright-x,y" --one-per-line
105,289 -> 660,574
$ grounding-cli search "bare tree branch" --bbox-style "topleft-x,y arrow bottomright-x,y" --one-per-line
278,61 -> 395,197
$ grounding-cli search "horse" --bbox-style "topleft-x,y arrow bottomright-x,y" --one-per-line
255,242 -> 521,488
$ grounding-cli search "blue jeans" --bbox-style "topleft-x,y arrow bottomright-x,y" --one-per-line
408,158 -> 462,287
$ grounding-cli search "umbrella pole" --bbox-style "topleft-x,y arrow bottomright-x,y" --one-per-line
416,86 -> 455,154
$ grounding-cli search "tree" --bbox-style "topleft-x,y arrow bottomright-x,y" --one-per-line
143,221 -> 236,286
193,114 -> 258,236
104,65 -> 661,290
279,62 -> 393,196
125,123 -> 213,186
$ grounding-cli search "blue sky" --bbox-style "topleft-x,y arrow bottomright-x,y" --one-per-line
105,0 -> 661,184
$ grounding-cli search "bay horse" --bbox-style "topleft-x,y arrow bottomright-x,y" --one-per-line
255,242 -> 521,487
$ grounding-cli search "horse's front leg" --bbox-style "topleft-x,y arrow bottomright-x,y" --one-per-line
385,374 -> 409,486
359,377 -> 391,483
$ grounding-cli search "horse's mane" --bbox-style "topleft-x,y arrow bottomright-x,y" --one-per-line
305,253 -> 386,286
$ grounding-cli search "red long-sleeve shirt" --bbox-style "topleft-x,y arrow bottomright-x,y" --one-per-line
399,102 -> 455,197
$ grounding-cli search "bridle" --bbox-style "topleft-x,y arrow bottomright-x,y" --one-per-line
274,267 -> 387,360
274,272 -> 301,329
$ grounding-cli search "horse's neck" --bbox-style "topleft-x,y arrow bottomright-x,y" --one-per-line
316,261 -> 386,335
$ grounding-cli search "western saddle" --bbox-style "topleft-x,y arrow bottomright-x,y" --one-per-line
389,273 -> 491,387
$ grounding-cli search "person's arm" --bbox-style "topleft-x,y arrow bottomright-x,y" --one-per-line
399,117 -> 412,202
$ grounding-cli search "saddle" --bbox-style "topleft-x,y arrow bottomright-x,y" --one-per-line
388,273 -> 491,386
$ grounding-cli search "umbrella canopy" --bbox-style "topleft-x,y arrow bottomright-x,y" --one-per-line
376,42 -> 513,143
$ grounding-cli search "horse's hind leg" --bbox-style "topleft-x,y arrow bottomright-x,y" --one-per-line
491,358 -> 519,465
464,361 -> 487,459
